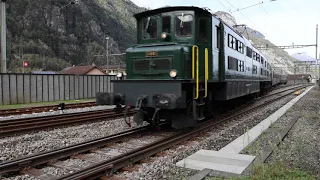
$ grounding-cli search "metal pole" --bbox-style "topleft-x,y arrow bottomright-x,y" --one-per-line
1,0 -> 6,73
106,37 -> 109,74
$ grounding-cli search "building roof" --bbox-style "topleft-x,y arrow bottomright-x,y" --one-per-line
60,65 -> 106,75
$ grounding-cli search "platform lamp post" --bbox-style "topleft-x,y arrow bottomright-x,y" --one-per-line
1,0 -> 6,73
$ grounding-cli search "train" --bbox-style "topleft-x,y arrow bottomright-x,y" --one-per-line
96,6 -> 287,129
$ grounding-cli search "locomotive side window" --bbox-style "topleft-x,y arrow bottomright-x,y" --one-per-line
162,16 -> 171,33
175,14 -> 193,37
142,17 -> 158,39
199,19 -> 207,41
216,26 -> 220,49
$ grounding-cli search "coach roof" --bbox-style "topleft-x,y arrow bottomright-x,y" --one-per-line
134,6 -> 212,19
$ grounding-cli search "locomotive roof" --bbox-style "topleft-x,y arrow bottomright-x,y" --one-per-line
134,6 -> 212,19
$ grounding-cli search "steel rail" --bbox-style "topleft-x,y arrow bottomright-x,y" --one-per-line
0,125 -> 156,174
0,102 -> 97,117
58,85 -> 309,180
0,109 -> 133,138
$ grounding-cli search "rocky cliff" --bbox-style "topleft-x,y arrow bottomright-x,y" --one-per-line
5,0 -> 145,72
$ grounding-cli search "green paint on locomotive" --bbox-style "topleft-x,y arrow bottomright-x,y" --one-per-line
125,7 -> 213,80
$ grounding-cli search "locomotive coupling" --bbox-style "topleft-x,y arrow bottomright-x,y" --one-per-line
96,92 -> 125,105
152,94 -> 180,109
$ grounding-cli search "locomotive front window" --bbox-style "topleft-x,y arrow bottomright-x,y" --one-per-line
162,16 -> 171,33
142,17 -> 158,39
175,14 -> 193,37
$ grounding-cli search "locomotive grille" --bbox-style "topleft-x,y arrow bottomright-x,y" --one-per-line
152,59 -> 171,70
134,60 -> 149,71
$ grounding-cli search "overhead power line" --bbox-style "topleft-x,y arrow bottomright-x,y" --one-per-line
231,0 -> 277,13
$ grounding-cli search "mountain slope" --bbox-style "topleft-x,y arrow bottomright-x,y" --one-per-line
291,52 -> 316,61
5,0 -> 145,72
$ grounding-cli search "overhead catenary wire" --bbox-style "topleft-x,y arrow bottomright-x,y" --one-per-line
222,0 -> 276,44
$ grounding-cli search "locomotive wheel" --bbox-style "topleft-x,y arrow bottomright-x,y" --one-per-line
133,111 -> 147,126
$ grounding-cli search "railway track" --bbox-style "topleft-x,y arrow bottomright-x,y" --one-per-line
0,101 -> 97,117
0,85 -> 309,179
0,109 -> 133,138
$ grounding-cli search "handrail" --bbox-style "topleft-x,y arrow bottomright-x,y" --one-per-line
204,48 -> 209,98
192,45 -> 199,99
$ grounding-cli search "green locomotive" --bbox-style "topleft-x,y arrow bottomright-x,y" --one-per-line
97,6 -> 277,128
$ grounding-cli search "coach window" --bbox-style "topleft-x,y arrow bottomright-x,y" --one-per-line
162,16 -> 171,33
246,47 -> 252,58
142,17 -> 158,39
199,19 -> 207,41
175,14 -> 193,37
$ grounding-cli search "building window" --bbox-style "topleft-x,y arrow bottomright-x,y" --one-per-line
253,51 -> 256,60
261,57 -> 264,64
228,56 -> 238,71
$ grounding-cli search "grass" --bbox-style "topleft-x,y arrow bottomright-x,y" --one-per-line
0,98 -> 96,110
206,162 -> 317,180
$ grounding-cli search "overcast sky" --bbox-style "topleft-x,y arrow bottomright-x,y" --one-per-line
131,0 -> 320,59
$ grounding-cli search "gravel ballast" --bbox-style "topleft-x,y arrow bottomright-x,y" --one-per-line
0,116 -> 148,163
114,94 -> 298,179
262,86 -> 320,177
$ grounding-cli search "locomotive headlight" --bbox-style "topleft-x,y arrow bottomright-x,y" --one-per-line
161,33 -> 167,39
169,69 -> 177,78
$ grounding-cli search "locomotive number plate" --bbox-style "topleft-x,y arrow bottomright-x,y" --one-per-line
146,51 -> 158,57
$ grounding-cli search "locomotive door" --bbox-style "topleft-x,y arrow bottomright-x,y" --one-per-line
196,16 -> 212,81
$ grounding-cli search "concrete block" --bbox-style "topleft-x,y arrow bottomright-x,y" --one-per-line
176,150 -> 255,174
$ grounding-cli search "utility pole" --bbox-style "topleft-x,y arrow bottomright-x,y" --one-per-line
1,0 -> 6,73
106,37 -> 109,74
